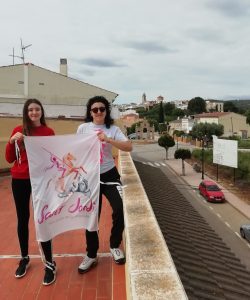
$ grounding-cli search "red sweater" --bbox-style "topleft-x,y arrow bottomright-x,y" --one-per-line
5,125 -> 55,179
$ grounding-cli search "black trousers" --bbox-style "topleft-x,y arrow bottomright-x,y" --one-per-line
12,178 -> 53,263
86,167 -> 125,258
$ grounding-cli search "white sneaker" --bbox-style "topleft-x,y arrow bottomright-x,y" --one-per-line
110,248 -> 126,265
78,256 -> 98,274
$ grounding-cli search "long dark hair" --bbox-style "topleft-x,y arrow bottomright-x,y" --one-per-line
22,98 -> 46,136
85,96 -> 114,128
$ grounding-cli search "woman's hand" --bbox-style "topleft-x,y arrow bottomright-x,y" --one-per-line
97,131 -> 110,143
97,131 -> 132,152
9,132 -> 24,144
96,130 -> 132,152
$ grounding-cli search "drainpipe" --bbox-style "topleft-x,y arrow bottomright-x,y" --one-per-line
24,63 -> 29,99
231,117 -> 234,134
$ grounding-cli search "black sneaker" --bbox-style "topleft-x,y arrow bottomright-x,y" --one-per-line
15,256 -> 30,278
43,261 -> 56,286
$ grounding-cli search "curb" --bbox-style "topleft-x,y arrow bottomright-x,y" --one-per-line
165,160 -> 250,220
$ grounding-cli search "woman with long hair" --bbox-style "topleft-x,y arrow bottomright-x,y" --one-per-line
77,95 -> 132,273
5,99 -> 56,285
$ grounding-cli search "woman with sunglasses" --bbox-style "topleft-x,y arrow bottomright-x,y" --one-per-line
76,95 -> 132,273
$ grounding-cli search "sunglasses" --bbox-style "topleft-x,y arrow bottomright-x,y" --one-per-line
91,107 -> 106,113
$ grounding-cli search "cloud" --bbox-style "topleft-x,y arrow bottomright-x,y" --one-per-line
206,0 -> 250,17
123,40 -> 177,54
222,95 -> 250,100
78,58 -> 126,68
186,28 -> 230,44
73,69 -> 96,78
1,0 -> 250,104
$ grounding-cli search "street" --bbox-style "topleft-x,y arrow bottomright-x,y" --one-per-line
131,142 -> 250,271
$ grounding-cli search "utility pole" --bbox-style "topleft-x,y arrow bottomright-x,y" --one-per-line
201,139 -> 205,180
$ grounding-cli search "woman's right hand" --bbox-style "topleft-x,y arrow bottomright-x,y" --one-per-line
9,132 -> 24,144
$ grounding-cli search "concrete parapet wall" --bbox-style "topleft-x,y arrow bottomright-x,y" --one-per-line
119,151 -> 187,300
0,139 -> 12,169
0,116 -> 118,170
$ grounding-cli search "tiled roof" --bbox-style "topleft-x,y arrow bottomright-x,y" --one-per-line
134,161 -> 250,300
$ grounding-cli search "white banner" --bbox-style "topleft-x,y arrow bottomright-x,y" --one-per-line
24,133 -> 100,241
212,135 -> 238,168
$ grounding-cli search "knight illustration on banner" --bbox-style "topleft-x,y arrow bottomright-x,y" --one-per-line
44,149 -> 90,199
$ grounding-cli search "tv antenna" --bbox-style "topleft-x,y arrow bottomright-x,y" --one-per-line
9,47 -> 23,65
9,38 -> 32,65
20,38 -> 32,63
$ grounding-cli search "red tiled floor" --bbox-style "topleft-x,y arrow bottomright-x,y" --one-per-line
0,176 -> 126,300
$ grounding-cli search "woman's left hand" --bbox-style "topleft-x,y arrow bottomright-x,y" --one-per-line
96,130 -> 132,152
97,131 -> 110,143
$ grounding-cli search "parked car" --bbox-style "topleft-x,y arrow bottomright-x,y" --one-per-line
128,133 -> 137,140
240,224 -> 250,242
198,180 -> 225,202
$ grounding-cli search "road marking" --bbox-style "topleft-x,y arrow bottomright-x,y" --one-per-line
235,232 -> 241,239
140,161 -> 170,168
0,253 -> 112,259
216,213 -> 222,219
225,222 -> 231,228
209,206 -> 214,210
141,161 -> 167,167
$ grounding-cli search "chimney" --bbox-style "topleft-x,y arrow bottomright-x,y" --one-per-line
60,58 -> 68,76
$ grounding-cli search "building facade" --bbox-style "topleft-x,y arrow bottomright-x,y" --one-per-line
0,60 -> 118,118
195,112 -> 250,138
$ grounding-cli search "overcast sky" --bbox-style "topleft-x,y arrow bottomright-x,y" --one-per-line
1,0 -> 250,104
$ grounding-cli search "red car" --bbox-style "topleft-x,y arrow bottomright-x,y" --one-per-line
198,180 -> 225,202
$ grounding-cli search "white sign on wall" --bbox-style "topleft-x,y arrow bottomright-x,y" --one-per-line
213,136 -> 238,168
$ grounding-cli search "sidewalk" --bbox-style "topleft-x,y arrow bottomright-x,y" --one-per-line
165,158 -> 250,220
0,175 -> 126,300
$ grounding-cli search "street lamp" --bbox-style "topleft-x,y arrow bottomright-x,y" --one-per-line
201,135 -> 208,180
201,139 -> 205,180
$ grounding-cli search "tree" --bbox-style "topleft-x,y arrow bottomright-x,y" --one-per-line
224,101 -> 238,113
136,104 -> 161,129
244,110 -> 250,125
191,123 -> 224,141
126,121 -> 142,135
188,97 -> 206,114
164,102 -> 175,116
137,104 -> 160,119
158,101 -> 164,123
172,108 -> 185,118
158,134 -> 175,160
145,119 -> 157,132
158,123 -> 168,133
174,149 -> 191,176
173,130 -> 185,137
